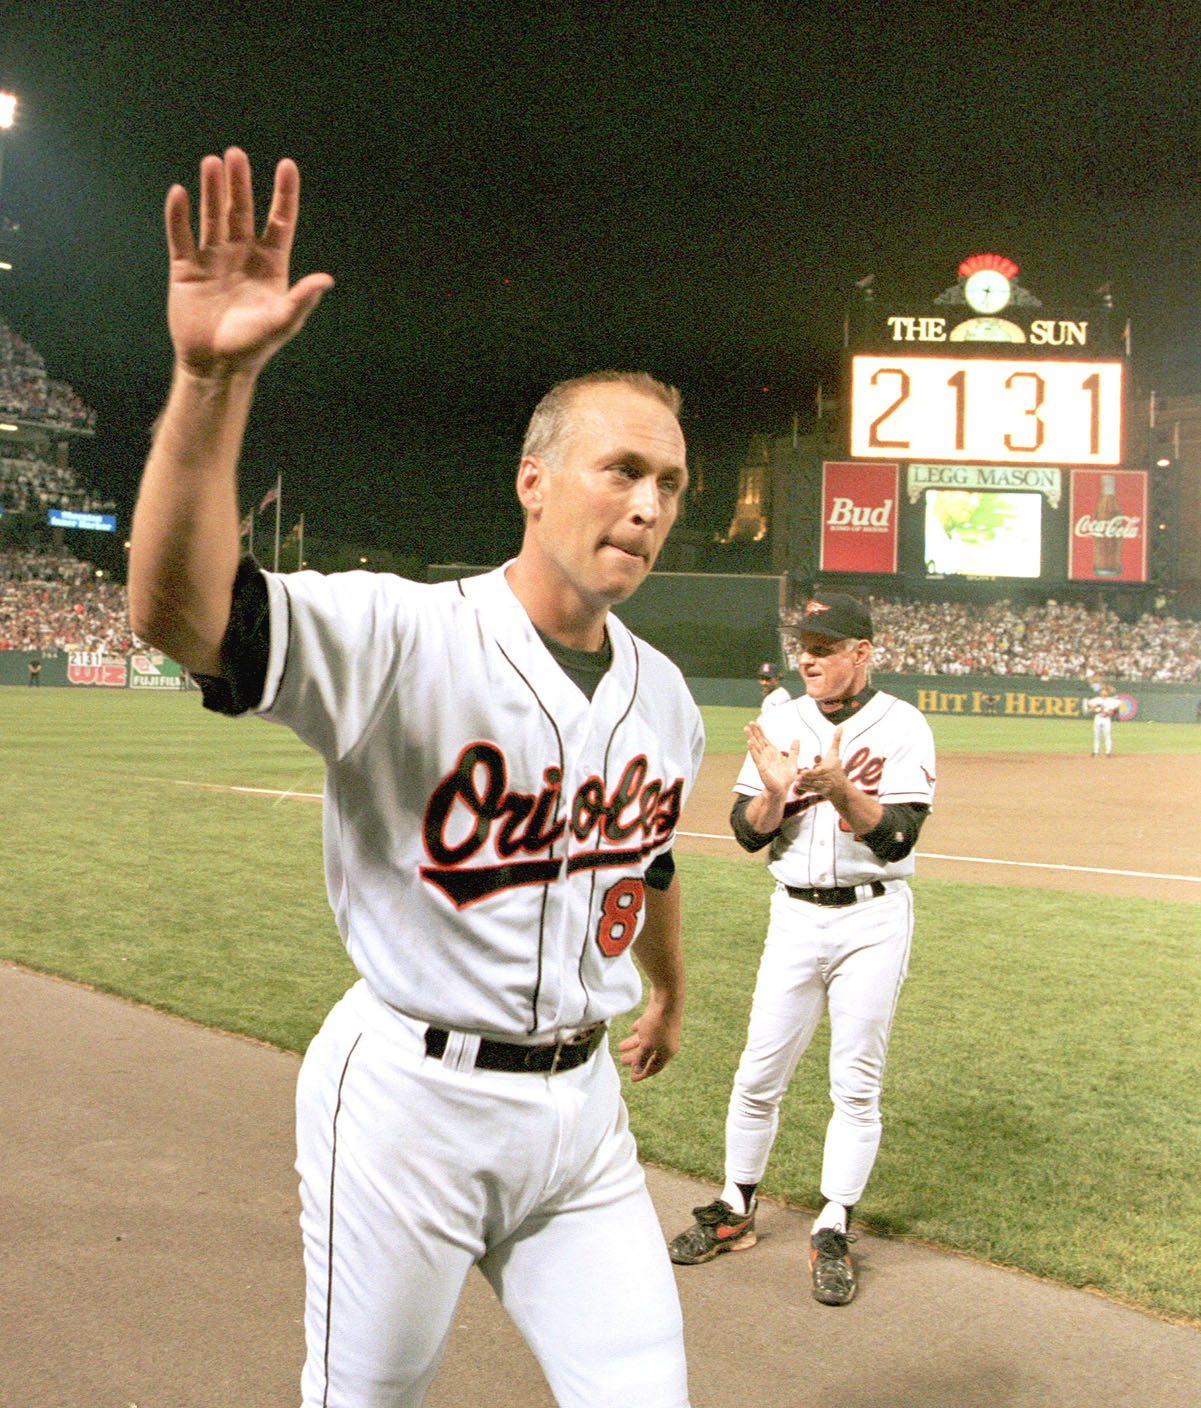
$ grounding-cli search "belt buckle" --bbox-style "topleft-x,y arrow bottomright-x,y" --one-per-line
549,1023 -> 599,1074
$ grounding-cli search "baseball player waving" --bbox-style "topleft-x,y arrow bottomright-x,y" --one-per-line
668,593 -> 935,1306
129,148 -> 703,1407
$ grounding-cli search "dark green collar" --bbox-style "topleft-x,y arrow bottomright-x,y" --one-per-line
536,627 -> 613,701
818,685 -> 876,725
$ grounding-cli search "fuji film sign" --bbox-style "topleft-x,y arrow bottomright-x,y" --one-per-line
821,462 -> 899,573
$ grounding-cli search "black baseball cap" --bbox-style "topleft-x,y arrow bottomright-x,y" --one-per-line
757,662 -> 779,679
796,593 -> 873,641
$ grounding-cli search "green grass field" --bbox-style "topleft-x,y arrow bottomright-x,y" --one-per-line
701,703 -> 1201,755
2,689 -> 1199,1322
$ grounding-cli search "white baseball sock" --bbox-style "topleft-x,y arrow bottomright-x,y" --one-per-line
812,1200 -> 848,1234
720,1181 -> 752,1215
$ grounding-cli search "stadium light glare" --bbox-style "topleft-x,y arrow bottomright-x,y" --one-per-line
0,93 -> 15,128
0,422 -> 18,432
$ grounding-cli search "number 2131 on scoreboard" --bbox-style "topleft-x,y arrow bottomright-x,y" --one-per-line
849,355 -> 1123,465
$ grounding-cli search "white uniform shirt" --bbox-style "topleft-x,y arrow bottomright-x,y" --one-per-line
759,684 -> 791,714
734,690 -> 936,889
1087,693 -> 1122,720
254,563 -> 704,1039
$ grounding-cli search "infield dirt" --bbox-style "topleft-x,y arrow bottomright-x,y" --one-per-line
678,750 -> 1201,904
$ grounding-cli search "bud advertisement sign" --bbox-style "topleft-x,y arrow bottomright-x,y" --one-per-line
820,462 -> 899,573
1068,469 -> 1147,582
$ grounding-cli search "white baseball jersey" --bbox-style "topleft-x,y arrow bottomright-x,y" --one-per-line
734,690 -> 936,888
1087,693 -> 1122,719
759,684 -> 791,713
254,561 -> 704,1039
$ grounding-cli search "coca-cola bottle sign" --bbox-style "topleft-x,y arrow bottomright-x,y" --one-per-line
1090,474 -> 1123,575
1069,470 -> 1147,582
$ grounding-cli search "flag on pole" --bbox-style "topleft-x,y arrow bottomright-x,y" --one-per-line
259,476 -> 281,513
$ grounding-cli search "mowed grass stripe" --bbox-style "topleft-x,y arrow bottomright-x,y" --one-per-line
2,688 -> 1198,1320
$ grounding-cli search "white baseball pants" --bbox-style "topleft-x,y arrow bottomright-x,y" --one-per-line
295,980 -> 689,1408
724,883 -> 914,1207
1093,715 -> 1112,753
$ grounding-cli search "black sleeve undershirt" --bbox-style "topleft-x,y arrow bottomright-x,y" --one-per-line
729,793 -> 930,862
193,555 -> 272,717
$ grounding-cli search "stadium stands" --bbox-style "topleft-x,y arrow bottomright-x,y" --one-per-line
0,318 -> 96,432
783,597 -> 1201,683
0,552 -> 130,654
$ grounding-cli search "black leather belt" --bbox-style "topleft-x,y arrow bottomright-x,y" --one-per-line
424,1022 -> 607,1074
784,880 -> 886,907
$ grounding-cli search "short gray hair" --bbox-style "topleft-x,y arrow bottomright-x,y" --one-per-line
521,371 -> 682,467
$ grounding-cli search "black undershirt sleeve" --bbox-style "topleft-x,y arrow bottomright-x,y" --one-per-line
857,802 -> 930,861
730,794 -> 929,860
644,850 -> 675,890
730,794 -> 779,852
193,555 -> 272,717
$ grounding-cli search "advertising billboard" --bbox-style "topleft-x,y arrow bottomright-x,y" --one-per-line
48,509 -> 117,532
1068,468 -> 1147,582
820,461 -> 899,573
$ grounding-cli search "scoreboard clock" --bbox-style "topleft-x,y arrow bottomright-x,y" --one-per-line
849,355 -> 1123,465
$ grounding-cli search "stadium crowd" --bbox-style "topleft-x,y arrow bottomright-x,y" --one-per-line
4,552 -> 1200,682
1,446 -> 116,516
0,551 -> 131,654
780,596 -> 1201,683
1,319 -> 96,433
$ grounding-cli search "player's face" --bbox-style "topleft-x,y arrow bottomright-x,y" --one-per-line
522,384 -> 687,611
796,632 -> 871,704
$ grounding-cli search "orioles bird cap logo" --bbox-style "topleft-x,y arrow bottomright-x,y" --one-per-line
804,600 -> 832,613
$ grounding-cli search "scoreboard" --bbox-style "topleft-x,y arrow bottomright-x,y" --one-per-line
848,355 -> 1124,466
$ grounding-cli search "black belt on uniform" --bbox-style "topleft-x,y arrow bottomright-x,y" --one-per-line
424,1022 -> 607,1074
784,880 -> 886,907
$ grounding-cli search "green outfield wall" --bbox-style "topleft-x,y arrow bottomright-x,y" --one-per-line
685,672 -> 1201,723
4,648 -> 1198,723
0,650 -> 192,689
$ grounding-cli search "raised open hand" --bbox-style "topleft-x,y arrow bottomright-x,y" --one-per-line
164,148 -> 333,378
797,724 -> 846,798
744,719 -> 802,797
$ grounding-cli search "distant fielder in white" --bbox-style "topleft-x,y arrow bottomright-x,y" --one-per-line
668,593 -> 935,1306
1085,684 -> 1122,755
757,661 -> 791,714
128,148 -> 703,1407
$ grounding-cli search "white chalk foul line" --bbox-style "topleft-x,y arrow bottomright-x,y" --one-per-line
156,778 -> 323,803
915,852 -> 1201,885
162,792 -> 1200,887
676,832 -> 1201,885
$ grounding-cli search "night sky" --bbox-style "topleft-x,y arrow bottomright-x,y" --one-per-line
2,1 -> 1200,565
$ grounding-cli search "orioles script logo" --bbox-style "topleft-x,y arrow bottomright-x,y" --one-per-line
421,741 -> 684,907
783,745 -> 886,821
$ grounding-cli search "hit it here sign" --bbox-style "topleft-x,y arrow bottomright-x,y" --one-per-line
820,462 -> 899,573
